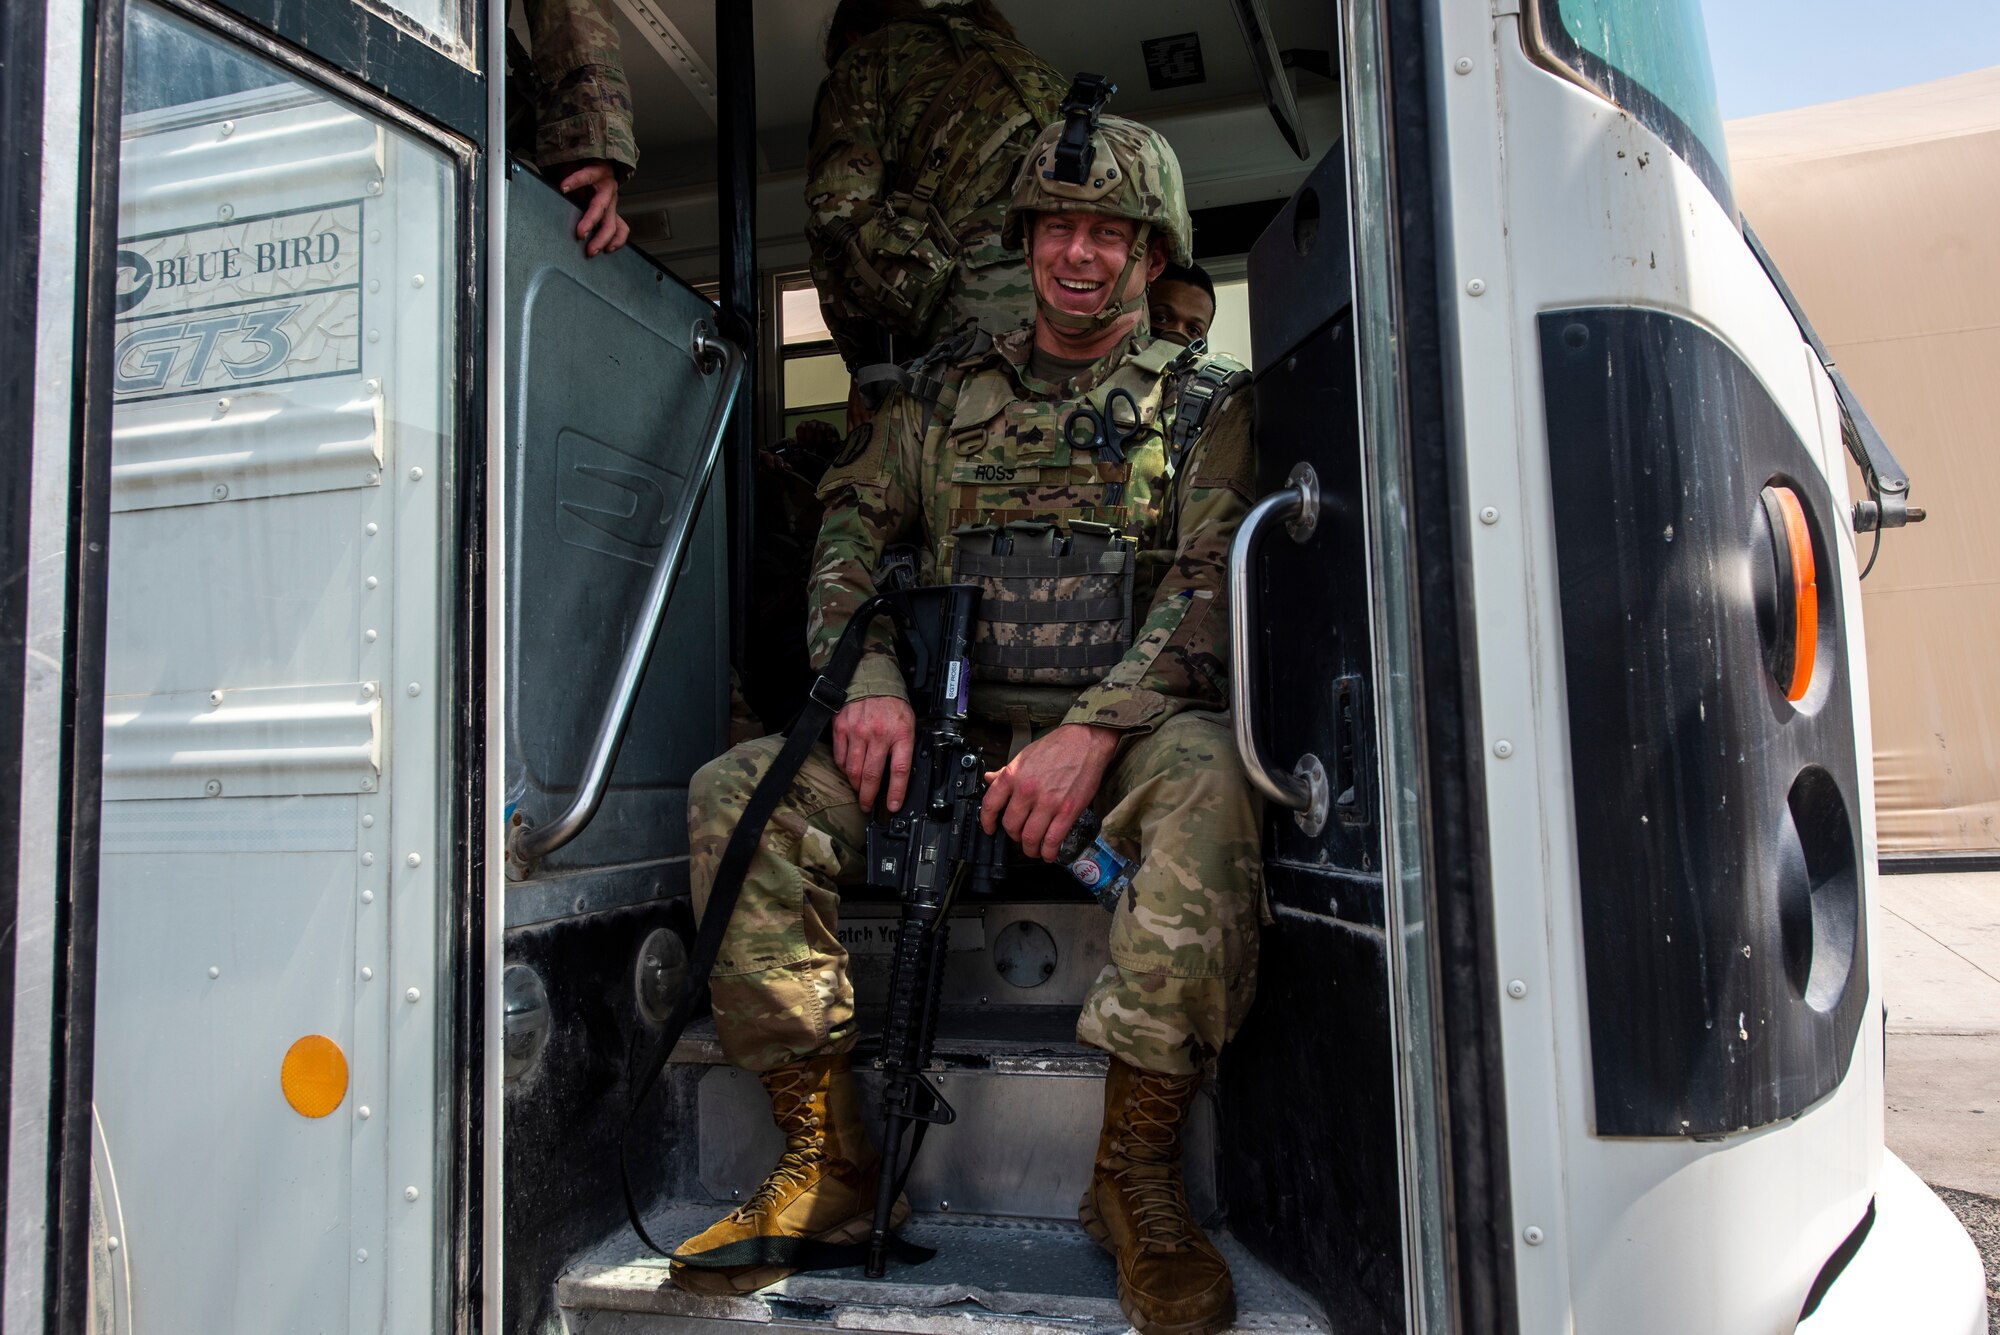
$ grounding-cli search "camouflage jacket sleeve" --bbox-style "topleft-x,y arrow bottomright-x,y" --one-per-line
522,0 -> 639,177
1063,391 -> 1256,733
806,397 -> 929,703
803,67 -> 897,370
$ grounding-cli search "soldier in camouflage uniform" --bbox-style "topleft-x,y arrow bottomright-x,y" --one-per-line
509,0 -> 637,256
806,0 -> 1067,373
673,115 -> 1259,1335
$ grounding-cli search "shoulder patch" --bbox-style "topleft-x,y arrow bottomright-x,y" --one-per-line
833,422 -> 873,469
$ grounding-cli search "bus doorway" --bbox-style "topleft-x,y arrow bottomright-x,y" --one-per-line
9,0 -> 1987,1332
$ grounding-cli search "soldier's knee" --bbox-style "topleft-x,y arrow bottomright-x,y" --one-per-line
690,735 -> 786,822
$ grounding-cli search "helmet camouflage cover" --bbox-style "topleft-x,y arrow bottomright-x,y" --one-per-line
1001,114 -> 1193,268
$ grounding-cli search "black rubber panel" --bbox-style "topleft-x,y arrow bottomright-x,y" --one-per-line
1223,144 -> 1402,1333
1542,308 -> 1868,1136
1223,900 -> 1403,1334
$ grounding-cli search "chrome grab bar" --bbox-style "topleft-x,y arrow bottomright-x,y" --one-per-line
1228,462 -> 1330,835
509,321 -> 744,871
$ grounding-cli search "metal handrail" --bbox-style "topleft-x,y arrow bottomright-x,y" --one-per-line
1228,462 -> 1330,835
509,323 -> 744,869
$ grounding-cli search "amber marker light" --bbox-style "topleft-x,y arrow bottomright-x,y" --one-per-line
1754,484 -> 1819,703
281,1034 -> 350,1118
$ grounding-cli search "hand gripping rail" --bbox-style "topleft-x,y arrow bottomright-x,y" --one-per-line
509,321 -> 745,871
1228,462 -> 1330,835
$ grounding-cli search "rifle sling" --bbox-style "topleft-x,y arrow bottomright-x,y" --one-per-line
620,600 -> 937,1270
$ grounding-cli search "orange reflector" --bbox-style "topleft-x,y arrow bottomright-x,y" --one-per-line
281,1035 -> 349,1118
1772,486 -> 1818,701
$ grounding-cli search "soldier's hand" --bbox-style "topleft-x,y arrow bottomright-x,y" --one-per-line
833,695 -> 916,814
558,160 -> 630,258
981,724 -> 1122,862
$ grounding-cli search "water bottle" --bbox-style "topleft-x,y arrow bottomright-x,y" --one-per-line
1056,808 -> 1133,913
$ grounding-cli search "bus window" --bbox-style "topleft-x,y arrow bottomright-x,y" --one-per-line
96,5 -> 464,1331
1528,0 -> 1734,210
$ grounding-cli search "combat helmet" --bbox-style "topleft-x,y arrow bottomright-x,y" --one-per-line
1002,76 -> 1192,336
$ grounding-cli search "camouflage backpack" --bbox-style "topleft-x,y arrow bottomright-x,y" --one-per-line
810,17 -> 1060,345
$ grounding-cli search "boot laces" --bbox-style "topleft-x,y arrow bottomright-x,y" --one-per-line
739,1066 -> 828,1217
1112,1074 -> 1200,1252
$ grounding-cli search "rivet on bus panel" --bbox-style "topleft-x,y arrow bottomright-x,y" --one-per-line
406,988 -> 421,1003
1466,278 -> 1487,296
362,852 -> 375,866
367,330 -> 381,344
409,466 -> 424,481
358,1106 -> 371,1119
361,968 -> 373,981
362,814 -> 374,828
408,682 -> 421,696
217,204 -> 233,222
406,852 -> 422,867
405,1186 -> 420,1202
216,396 -> 231,414
366,180 -> 383,196
1493,739 -> 1514,758
204,779 -> 222,796
365,629 -> 378,642
411,274 -> 425,288
1524,1227 -> 1545,1246
365,576 -> 378,589
208,967 -> 219,979
218,120 -> 234,137
1507,980 -> 1528,999
361,682 -> 377,698
362,890 -> 374,904
365,523 -> 378,536
209,689 -> 223,705
360,777 -> 375,791
1480,506 -> 1500,525
1455,57 -> 1474,74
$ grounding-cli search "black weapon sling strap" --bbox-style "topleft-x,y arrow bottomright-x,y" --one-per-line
618,597 -> 934,1271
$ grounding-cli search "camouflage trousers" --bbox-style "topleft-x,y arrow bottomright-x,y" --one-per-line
687,711 -> 1263,1077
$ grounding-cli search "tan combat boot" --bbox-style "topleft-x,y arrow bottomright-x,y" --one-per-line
670,1053 -> 906,1294
1079,1058 -> 1236,1335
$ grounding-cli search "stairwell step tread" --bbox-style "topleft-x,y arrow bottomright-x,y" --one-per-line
561,1205 -> 1329,1335
671,1008 -> 1111,1073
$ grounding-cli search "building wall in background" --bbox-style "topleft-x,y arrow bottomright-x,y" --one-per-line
1728,67 -> 2000,854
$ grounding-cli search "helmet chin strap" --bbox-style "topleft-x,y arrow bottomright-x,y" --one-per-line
1035,223 -> 1154,338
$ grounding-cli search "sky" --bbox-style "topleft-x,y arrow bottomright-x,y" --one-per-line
1700,0 -> 2000,121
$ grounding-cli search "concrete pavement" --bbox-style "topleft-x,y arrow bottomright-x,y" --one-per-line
1879,866 -> 1999,1329
1880,868 -> 2000,1197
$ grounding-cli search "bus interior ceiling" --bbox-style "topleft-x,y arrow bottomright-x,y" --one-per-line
503,4 -> 1403,1335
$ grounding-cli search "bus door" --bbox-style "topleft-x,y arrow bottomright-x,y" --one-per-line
1285,0 -> 1929,1330
19,0 -> 498,1329
492,148 -> 739,1331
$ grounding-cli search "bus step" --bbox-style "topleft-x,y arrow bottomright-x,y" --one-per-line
673,1010 -> 1219,1221
557,1207 -> 1331,1335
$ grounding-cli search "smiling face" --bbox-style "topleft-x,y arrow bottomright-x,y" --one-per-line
1028,211 -> 1170,360
1147,279 -> 1215,347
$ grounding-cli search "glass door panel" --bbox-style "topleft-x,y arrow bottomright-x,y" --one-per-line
95,5 -> 461,1330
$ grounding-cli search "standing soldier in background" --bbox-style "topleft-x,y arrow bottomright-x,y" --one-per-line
807,0 -> 1066,389
507,0 -> 638,257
